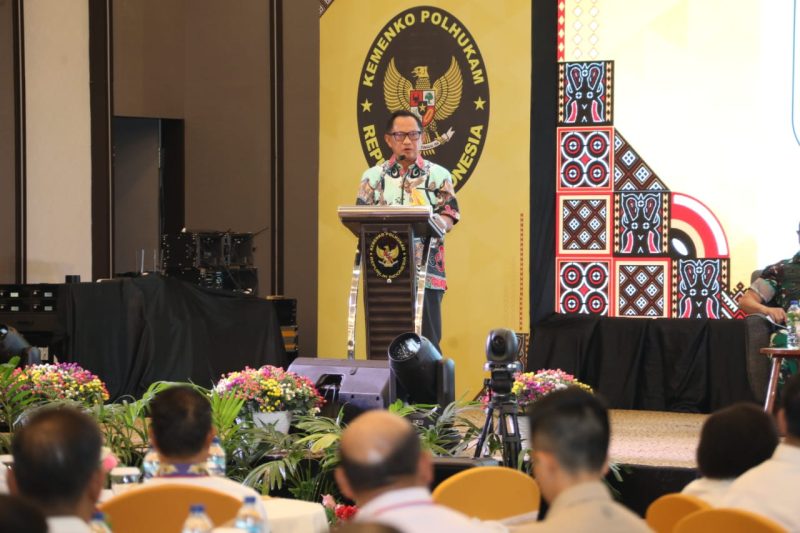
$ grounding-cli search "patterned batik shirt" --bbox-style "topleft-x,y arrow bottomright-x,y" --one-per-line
357,155 -> 460,290
751,251 -> 800,310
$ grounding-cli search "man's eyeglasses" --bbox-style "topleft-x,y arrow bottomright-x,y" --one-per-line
388,130 -> 422,141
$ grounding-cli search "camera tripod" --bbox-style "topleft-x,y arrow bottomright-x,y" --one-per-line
474,378 -> 522,469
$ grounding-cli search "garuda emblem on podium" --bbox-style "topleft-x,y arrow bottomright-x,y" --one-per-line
384,57 -> 463,156
369,232 -> 407,282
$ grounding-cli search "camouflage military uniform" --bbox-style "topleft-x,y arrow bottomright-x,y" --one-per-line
751,251 -> 800,310
750,251 -> 800,381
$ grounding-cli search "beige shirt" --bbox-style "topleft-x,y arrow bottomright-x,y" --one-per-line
511,481 -> 651,533
680,476 -> 733,507
46,516 -> 92,533
721,443 -> 800,531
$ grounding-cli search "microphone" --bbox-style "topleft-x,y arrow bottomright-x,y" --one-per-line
397,154 -> 406,162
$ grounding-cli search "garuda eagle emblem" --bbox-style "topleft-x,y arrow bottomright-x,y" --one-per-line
384,56 -> 463,155
376,244 -> 400,268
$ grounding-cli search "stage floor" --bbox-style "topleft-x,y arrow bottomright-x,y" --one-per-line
609,409 -> 706,469
465,408 -> 705,469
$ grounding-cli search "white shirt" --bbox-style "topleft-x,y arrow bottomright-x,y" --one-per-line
46,516 -> 92,533
144,475 -> 268,521
356,486 -> 504,533
721,442 -> 800,531
680,477 -> 733,507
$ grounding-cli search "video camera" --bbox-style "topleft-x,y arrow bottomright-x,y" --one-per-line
483,328 -> 522,396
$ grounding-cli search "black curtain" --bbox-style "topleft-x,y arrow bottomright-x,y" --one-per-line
528,314 -> 755,413
58,275 -> 287,400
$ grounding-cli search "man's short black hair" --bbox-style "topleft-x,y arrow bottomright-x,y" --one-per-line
149,385 -> 212,458
0,494 -> 47,533
782,372 -> 800,438
696,402 -> 778,479
385,110 -> 422,133
339,425 -> 420,492
528,387 -> 609,474
11,407 -> 102,509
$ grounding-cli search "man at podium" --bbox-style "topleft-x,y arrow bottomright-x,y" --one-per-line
356,110 -> 460,351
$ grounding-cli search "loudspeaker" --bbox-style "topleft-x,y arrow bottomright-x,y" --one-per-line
288,357 -> 396,418
430,457 -> 501,491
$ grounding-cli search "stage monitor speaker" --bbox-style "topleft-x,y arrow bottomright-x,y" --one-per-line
287,357 -> 396,419
430,457 -> 501,491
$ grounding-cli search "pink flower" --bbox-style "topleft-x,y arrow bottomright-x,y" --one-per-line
101,447 -> 119,472
321,494 -> 336,510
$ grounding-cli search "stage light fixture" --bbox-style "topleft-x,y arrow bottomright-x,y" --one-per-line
388,332 -> 455,406
0,325 -> 41,365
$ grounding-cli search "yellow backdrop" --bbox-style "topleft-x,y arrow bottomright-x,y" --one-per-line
318,1 -> 531,398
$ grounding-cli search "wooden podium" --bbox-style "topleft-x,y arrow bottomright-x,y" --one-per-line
338,206 -> 444,360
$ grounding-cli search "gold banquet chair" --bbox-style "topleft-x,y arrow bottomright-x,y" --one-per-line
431,466 -> 540,521
99,484 -> 243,533
674,508 -> 787,533
645,493 -> 711,533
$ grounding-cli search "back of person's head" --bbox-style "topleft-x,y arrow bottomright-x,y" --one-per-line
696,402 -> 778,479
336,410 -> 422,496
149,385 -> 212,458
781,372 -> 800,438
10,407 -> 102,511
528,387 -> 609,475
0,494 -> 47,533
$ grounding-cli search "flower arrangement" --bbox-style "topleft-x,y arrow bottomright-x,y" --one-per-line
11,362 -> 109,406
215,365 -> 324,415
322,494 -> 357,526
510,369 -> 592,408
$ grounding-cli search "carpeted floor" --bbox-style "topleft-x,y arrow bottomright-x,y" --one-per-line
466,408 -> 705,469
608,409 -> 706,469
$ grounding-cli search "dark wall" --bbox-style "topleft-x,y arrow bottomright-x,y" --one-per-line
113,0 -> 273,296
113,0 -> 184,118
112,117 -> 160,273
0,0 -> 18,282
113,0 -> 320,356
281,1 -> 318,357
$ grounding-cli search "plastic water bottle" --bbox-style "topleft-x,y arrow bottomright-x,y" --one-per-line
141,445 -> 160,480
207,436 -> 226,476
787,300 -> 800,348
234,496 -> 268,533
182,504 -> 213,533
88,511 -> 112,533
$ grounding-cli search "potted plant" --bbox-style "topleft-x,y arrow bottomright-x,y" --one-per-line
214,365 -> 324,432
11,362 -> 109,406
510,368 -> 593,409
0,357 -> 38,451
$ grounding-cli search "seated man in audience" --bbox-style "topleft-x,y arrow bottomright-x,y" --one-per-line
722,373 -> 800,530
682,402 -> 778,506
8,407 -> 105,533
512,388 -> 650,532
142,385 -> 267,518
335,410 -> 502,533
